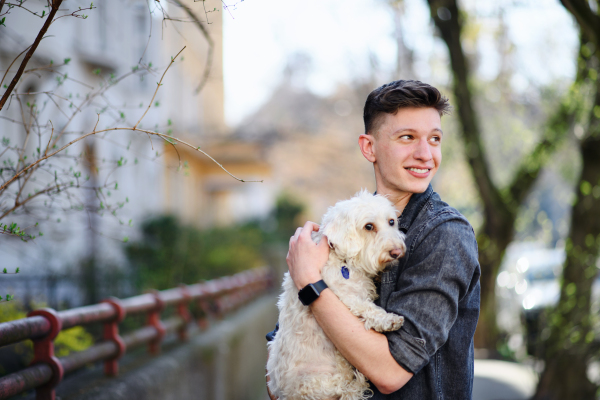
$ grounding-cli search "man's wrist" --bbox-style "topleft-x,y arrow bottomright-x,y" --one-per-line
294,273 -> 323,290
298,279 -> 328,306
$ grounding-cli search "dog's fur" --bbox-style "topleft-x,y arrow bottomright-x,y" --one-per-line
267,190 -> 406,400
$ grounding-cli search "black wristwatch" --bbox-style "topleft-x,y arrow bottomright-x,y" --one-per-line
298,280 -> 328,306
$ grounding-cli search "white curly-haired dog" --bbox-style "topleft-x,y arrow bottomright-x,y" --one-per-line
267,190 -> 406,400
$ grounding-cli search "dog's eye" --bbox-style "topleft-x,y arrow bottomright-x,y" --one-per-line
364,223 -> 374,231
389,219 -> 395,226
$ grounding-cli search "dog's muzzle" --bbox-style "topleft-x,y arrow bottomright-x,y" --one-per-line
389,248 -> 404,259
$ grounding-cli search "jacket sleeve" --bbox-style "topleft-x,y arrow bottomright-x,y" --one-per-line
384,213 -> 479,374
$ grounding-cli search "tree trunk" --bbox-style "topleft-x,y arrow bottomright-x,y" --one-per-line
475,221 -> 515,349
427,0 -> 516,349
533,2 -> 600,397
427,0 -> 576,350
534,88 -> 600,400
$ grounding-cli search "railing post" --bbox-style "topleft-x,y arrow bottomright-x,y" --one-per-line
101,297 -> 126,376
197,281 -> 216,330
177,285 -> 192,341
147,290 -> 166,355
27,308 -> 63,400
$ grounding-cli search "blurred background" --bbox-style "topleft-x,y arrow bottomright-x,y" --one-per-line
1,0 -> 599,399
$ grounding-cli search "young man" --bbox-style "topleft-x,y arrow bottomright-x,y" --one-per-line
268,80 -> 481,399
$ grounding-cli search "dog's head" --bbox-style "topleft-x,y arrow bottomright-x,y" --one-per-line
317,190 -> 406,277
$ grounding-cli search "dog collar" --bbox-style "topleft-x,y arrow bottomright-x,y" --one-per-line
341,266 -> 350,279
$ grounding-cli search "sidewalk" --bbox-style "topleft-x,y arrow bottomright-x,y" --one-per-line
474,359 -> 538,400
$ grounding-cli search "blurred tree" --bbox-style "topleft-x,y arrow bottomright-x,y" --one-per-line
0,0 -> 254,303
426,0 -> 580,349
271,193 -> 305,239
533,1 -> 600,398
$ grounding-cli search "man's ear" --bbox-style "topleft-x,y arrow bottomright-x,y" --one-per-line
359,134 -> 376,163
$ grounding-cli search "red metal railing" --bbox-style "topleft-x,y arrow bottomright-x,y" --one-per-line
0,267 -> 273,400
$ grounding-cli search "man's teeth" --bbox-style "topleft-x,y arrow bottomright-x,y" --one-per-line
407,168 -> 429,173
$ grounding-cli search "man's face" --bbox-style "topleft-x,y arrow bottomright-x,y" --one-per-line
363,107 -> 443,198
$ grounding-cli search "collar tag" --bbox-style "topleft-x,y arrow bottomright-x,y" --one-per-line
341,266 -> 350,279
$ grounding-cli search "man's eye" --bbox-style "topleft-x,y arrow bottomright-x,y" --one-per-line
365,223 -> 374,231
389,219 -> 395,226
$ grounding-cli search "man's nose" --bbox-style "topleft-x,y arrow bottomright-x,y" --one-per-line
413,138 -> 432,161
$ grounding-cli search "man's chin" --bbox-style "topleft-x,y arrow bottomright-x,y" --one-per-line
402,179 -> 432,194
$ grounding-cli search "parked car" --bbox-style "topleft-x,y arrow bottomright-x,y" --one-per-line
496,244 -> 563,357
496,243 -> 600,357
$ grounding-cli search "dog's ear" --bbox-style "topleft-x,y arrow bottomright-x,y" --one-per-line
320,205 -> 362,259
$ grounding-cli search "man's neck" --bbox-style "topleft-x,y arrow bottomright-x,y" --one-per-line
376,188 -> 412,214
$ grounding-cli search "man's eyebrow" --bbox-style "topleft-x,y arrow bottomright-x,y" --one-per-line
393,128 -> 444,135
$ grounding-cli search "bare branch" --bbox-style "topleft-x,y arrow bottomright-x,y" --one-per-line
43,120 -> 54,157
0,45 -> 33,88
0,0 -> 64,111
170,0 -> 214,93
134,46 -> 186,129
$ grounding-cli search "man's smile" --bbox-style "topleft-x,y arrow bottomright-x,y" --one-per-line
406,167 -> 430,173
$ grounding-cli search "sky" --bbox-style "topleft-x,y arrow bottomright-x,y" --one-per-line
221,0 -> 579,127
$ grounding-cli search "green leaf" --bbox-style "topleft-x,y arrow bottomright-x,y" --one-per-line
123,236 -> 129,243
2,268 -> 6,273
581,181 -> 592,196
0,17 -> 6,27
15,268 -> 20,273
42,10 -> 46,17
64,58 -> 71,64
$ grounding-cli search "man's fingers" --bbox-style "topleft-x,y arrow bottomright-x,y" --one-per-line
292,227 -> 303,240
299,221 -> 320,240
318,234 -> 330,249
304,220 -> 320,232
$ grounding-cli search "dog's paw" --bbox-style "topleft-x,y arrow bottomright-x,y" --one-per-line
380,313 -> 404,332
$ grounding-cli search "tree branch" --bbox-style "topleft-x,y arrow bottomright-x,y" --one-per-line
427,0 -> 507,217
0,0 -> 64,111
0,123 -> 262,194
133,46 -> 186,129
560,0 -> 600,45
170,0 -> 214,93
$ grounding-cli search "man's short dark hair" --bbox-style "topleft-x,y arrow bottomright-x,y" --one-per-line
363,80 -> 451,135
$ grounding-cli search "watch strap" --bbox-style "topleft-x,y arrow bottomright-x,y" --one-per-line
312,279 -> 328,294
298,279 -> 328,306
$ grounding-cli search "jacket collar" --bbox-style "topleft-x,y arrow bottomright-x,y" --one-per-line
397,184 -> 434,233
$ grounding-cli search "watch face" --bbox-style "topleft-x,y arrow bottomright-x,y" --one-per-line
298,284 -> 319,306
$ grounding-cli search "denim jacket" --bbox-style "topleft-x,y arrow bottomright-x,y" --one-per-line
371,185 -> 480,399
268,185 -> 480,399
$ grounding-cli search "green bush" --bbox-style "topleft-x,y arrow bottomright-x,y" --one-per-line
125,216 -> 267,290
125,193 -> 305,291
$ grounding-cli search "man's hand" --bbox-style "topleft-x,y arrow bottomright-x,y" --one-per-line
287,221 -> 330,290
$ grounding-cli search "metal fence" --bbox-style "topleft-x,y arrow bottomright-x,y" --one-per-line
0,267 -> 274,400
